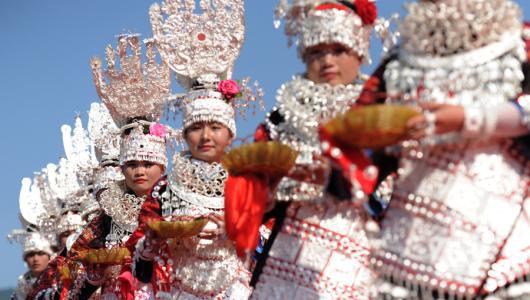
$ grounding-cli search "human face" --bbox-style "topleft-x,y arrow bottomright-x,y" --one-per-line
59,230 -> 74,249
185,122 -> 233,163
24,251 -> 50,276
304,43 -> 361,86
122,161 -> 165,197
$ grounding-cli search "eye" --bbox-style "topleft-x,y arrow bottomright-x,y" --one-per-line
332,47 -> 347,56
126,161 -> 139,168
305,49 -> 321,59
144,162 -> 155,168
191,123 -> 204,130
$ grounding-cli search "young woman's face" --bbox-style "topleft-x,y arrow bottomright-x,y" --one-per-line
304,43 -> 361,86
185,122 -> 233,163
59,230 -> 74,249
24,251 -> 50,276
122,161 -> 165,197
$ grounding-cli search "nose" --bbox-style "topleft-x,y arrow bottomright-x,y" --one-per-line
320,52 -> 334,65
134,164 -> 147,176
200,126 -> 212,141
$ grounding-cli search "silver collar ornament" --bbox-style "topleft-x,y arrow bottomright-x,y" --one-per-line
166,152 -> 227,216
99,180 -> 146,247
266,76 -> 363,203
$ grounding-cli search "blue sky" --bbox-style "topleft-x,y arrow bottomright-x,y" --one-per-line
0,0 -> 529,288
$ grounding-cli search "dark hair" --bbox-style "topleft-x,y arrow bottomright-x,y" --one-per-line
122,116 -> 150,136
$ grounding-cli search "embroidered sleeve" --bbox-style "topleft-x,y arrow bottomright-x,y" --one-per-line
357,54 -> 396,105
68,210 -> 107,259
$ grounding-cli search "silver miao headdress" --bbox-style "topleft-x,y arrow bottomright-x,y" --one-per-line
41,159 -> 88,233
15,120 -> 97,237
399,0 -> 522,57
150,0 -> 264,137
7,230 -> 54,258
274,0 -> 376,61
10,171 -> 63,251
91,34 -> 172,165
61,115 -> 98,187
62,112 -> 107,221
383,0 -> 525,108
9,178 -> 54,255
87,102 -> 124,194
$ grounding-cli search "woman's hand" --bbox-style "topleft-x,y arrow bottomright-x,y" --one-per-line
198,214 -> 226,240
405,102 -> 465,140
287,155 -> 331,185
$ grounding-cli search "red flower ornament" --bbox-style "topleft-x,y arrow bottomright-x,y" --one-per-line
218,79 -> 241,100
354,0 -> 377,26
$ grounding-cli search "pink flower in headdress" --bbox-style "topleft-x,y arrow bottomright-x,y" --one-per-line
218,79 -> 241,100
149,123 -> 166,138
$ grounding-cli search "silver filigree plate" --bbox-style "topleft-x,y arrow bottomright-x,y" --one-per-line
149,0 -> 245,88
99,181 -> 146,233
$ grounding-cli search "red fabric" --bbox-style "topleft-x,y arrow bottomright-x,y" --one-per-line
126,176 -> 166,295
118,268 -> 134,300
254,123 -> 271,142
125,176 -> 166,252
225,175 -> 269,258
26,256 -> 75,300
358,55 -> 394,105
315,3 -> 350,12
68,211 -> 107,259
315,1 -> 377,25
319,127 -> 377,195
354,0 -> 377,25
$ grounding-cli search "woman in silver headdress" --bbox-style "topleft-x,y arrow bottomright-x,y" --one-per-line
33,34 -> 173,300
360,0 -> 530,298
247,1 -> 379,299
128,0 -> 263,298
9,232 -> 53,300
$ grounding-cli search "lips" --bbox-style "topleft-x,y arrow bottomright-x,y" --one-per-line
321,72 -> 338,80
198,145 -> 214,152
134,179 -> 147,184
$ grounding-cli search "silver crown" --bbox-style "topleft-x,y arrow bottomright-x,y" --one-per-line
119,123 -> 168,165
91,34 -> 171,127
18,177 -> 47,229
149,0 -> 245,88
274,0 -> 373,60
151,0 -> 264,136
7,231 -> 54,257
87,102 -> 121,164
62,115 -> 98,187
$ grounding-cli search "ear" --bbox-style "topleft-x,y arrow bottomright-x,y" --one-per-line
227,129 -> 234,145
